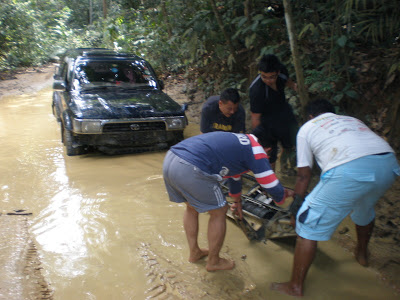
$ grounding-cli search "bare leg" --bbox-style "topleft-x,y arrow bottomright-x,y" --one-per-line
183,203 -> 208,263
270,236 -> 317,297
355,220 -> 374,267
206,205 -> 235,271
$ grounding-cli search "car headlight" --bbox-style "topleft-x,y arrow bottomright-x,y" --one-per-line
81,121 -> 102,133
73,119 -> 102,133
166,117 -> 185,130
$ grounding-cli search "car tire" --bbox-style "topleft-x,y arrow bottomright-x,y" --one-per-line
52,103 -> 61,122
62,125 -> 87,156
168,131 -> 184,147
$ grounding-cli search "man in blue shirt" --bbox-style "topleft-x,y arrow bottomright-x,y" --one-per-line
163,131 -> 293,272
200,88 -> 246,133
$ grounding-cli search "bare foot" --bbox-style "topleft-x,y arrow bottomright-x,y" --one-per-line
354,247 -> 368,267
270,282 -> 303,297
189,248 -> 209,263
206,257 -> 235,272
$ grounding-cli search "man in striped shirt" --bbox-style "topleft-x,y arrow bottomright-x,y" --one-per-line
163,131 -> 293,272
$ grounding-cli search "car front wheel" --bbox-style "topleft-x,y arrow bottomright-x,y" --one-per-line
168,131 -> 184,147
62,125 -> 87,156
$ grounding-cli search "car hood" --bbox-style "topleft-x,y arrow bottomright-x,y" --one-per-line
69,89 -> 185,119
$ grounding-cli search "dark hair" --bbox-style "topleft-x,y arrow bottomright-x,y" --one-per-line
220,88 -> 240,104
251,125 -> 277,148
257,54 -> 281,73
306,99 -> 335,117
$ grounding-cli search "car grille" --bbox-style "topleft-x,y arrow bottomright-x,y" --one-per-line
102,121 -> 166,133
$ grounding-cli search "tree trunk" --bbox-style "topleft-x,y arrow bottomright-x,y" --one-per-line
388,92 -> 400,150
283,0 -> 309,117
209,0 -> 238,65
244,0 -> 252,21
89,0 -> 93,25
103,0 -> 108,19
244,0 -> 258,82
161,0 -> 172,38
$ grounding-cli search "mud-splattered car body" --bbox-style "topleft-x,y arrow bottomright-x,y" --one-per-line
52,48 -> 187,156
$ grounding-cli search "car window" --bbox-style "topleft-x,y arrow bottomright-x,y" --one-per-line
72,60 -> 157,90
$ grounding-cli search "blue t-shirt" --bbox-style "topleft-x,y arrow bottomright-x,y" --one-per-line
170,132 -> 284,203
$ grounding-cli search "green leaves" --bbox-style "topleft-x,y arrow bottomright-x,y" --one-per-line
0,0 -> 397,124
337,35 -> 347,47
333,83 -> 359,103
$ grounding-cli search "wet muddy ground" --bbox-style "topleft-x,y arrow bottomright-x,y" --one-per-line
0,65 -> 399,299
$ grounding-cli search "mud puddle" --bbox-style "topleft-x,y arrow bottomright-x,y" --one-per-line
0,84 -> 398,299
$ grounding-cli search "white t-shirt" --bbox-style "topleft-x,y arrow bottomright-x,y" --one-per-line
297,113 -> 394,174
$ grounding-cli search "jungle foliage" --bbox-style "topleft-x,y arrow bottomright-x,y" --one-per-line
0,0 -> 399,148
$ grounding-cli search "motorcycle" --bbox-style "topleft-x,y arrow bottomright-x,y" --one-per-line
221,174 -> 296,242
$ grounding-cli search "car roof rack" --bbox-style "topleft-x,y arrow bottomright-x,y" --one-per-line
62,48 -> 141,60
82,50 -> 141,59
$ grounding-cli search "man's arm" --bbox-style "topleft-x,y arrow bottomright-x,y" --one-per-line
200,106 -> 212,134
251,112 -> 261,129
288,166 -> 312,218
249,79 -> 264,130
294,166 -> 312,197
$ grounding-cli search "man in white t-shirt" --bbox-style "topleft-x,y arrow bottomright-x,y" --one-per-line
271,99 -> 400,297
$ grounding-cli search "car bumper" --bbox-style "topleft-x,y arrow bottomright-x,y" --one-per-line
73,130 -> 183,147
72,117 -> 187,134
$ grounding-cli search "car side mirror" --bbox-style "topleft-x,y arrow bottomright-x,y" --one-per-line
182,103 -> 188,111
53,80 -> 66,91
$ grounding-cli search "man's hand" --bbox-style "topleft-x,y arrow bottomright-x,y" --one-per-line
288,195 -> 305,216
230,196 -> 243,220
275,188 -> 295,209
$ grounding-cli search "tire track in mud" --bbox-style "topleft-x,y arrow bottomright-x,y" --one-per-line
0,214 -> 53,300
138,242 -> 263,300
23,239 -> 53,299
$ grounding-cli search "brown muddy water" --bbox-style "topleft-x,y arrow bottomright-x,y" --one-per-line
0,87 -> 398,300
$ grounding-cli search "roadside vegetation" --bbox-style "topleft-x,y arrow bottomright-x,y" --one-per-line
0,0 -> 399,149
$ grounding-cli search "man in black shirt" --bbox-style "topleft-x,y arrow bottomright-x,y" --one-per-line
249,54 -> 298,171
200,88 -> 246,134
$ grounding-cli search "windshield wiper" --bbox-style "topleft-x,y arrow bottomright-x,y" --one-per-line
81,86 -> 119,91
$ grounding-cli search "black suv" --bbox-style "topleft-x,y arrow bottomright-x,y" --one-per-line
52,48 -> 187,155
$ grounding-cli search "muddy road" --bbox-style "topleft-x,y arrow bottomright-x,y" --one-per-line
0,67 -> 398,299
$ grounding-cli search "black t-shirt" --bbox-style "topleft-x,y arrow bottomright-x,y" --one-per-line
200,96 -> 246,133
249,65 -> 296,125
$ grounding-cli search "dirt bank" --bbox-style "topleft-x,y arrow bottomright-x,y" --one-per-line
0,65 -> 55,99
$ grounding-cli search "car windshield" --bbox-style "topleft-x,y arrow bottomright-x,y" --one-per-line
72,60 -> 157,90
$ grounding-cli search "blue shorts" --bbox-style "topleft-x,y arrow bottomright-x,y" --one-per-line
296,153 -> 400,241
162,150 -> 226,213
